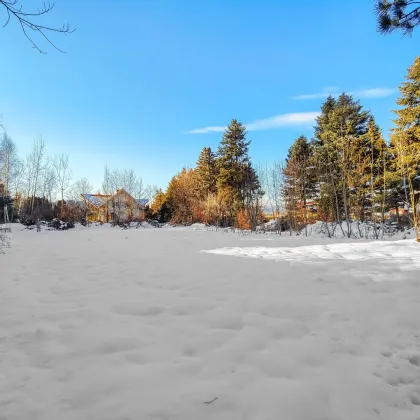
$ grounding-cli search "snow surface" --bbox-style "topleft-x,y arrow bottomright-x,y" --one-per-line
1,224 -> 420,420
203,240 -> 420,281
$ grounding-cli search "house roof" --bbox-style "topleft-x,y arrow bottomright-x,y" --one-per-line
136,198 -> 149,206
82,192 -> 149,208
81,194 -> 111,207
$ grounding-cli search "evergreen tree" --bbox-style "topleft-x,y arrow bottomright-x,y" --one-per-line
216,119 -> 251,196
366,117 -> 389,224
150,189 -> 171,222
216,119 -> 261,226
242,161 -> 264,230
313,94 -> 371,232
313,96 -> 337,145
375,0 -> 420,35
347,117 -> 385,222
194,147 -> 217,198
157,202 -> 172,223
391,56 -> 420,241
283,135 -> 316,231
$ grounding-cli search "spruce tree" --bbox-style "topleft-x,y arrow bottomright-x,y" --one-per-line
150,189 -> 171,222
391,56 -> 420,241
216,119 -> 251,196
194,147 -> 217,198
283,135 -> 316,231
313,96 -> 337,145
216,119 -> 261,225
313,94 -> 371,233
366,117 -> 389,224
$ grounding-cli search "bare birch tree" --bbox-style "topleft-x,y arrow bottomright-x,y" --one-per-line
42,166 -> 57,206
70,177 -> 92,200
69,177 -> 93,223
26,137 -> 48,213
53,153 -> 72,216
268,160 -> 285,232
0,132 -> 21,196
102,165 -> 112,196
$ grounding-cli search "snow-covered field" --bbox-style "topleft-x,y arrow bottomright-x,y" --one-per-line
1,224 -> 420,420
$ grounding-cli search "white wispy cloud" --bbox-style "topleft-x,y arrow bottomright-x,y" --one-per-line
187,126 -> 227,134
293,87 -> 339,100
293,87 -> 396,100
356,87 -> 396,98
246,112 -> 320,131
186,111 -> 320,134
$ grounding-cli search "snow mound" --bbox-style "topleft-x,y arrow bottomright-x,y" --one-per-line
203,240 -> 420,280
188,223 -> 208,230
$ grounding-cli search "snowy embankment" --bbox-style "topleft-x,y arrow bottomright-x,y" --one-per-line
1,224 -> 420,420
203,240 -> 420,281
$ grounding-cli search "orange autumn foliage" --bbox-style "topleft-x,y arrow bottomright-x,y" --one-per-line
236,208 -> 251,230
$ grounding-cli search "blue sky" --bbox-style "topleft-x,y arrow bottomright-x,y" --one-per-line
1,0 -> 419,191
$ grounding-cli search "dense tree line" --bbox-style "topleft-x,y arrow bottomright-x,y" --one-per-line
147,56 -> 419,241
147,57 -> 419,240
149,119 -> 264,229
2,56 -> 419,238
280,57 -> 420,241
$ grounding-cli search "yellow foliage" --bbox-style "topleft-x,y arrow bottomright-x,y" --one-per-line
151,189 -> 167,214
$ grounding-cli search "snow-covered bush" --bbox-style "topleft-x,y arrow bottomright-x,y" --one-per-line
257,219 -> 291,233
47,219 -> 75,230
20,214 -> 38,227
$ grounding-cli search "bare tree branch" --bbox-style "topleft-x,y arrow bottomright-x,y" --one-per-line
0,0 -> 75,53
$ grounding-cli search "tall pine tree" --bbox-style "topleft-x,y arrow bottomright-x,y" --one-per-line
216,119 -> 261,226
375,0 -> 420,36
391,56 -> 420,241
366,117 -> 389,224
283,135 -> 316,231
313,94 -> 371,233
194,147 -> 217,198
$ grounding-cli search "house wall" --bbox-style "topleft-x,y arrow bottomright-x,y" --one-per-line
86,205 -> 110,223
83,190 -> 146,223
108,191 -> 144,222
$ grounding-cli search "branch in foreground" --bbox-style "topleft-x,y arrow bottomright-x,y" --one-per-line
375,0 -> 420,36
0,0 -> 74,53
